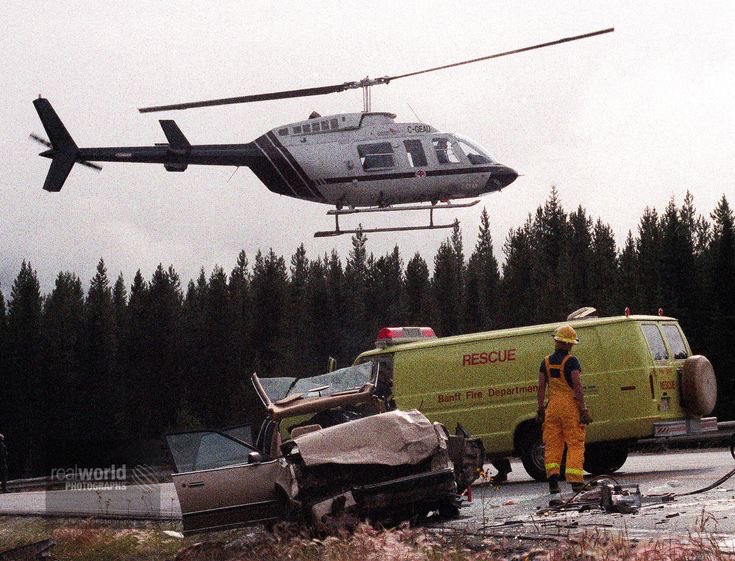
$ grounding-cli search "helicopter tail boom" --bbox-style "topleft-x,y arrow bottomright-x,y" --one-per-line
33,98 -> 80,192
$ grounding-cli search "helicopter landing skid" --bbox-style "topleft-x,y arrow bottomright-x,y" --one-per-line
313,200 -> 479,237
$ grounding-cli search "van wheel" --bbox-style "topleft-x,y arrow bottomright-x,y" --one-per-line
583,442 -> 628,475
518,425 -> 547,482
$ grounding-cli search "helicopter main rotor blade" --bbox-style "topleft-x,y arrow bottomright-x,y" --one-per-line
385,28 -> 614,82
137,28 -> 613,113
138,83 -> 352,113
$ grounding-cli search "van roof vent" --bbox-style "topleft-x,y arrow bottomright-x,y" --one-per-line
567,307 -> 598,321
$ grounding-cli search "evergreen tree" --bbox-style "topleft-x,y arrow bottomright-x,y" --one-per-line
112,273 -> 128,345
305,256 -> 332,370
588,219 -> 619,316
83,259 -> 120,455
180,274 -> 206,425
120,271 -> 147,438
432,223 -> 465,336
146,265 -> 184,435
287,244 -> 312,378
250,249 -> 290,376
403,253 -> 435,326
709,196 -> 735,418
326,251 -> 349,365
567,206 -> 593,310
41,272 -> 85,468
636,207 -> 663,313
367,246 -> 404,336
0,285 -> 6,342
228,251 -> 259,422
660,197 -> 696,321
532,187 -> 570,322
344,230 -> 371,358
202,266 -> 236,425
618,231 -> 640,312
465,208 -> 501,332
0,286 -> 6,430
7,262 -> 43,476
500,217 -> 537,328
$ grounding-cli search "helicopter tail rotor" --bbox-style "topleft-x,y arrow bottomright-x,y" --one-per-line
32,97 -> 101,191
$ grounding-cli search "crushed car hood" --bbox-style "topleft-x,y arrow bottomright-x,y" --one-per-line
292,409 -> 445,467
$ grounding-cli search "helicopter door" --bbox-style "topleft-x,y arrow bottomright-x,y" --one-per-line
432,137 -> 461,165
403,139 -> 428,168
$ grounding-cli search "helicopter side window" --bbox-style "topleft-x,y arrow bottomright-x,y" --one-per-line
357,142 -> 395,171
404,139 -> 427,167
432,138 -> 460,164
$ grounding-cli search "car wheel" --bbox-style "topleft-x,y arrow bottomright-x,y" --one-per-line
518,424 -> 547,482
583,442 -> 628,475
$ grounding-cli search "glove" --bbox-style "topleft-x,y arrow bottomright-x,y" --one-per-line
536,407 -> 545,425
580,408 -> 593,425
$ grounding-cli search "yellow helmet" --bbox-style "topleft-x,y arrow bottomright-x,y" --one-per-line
553,325 -> 579,345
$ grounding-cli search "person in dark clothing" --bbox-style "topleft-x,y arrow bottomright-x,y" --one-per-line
490,458 -> 512,483
0,434 -> 8,493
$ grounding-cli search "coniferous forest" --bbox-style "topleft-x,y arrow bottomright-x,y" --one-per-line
1,189 -> 733,478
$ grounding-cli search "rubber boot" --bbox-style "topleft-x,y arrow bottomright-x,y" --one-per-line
548,475 -> 560,494
571,482 -> 586,493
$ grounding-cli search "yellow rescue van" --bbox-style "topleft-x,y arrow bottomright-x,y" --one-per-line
355,313 -> 718,481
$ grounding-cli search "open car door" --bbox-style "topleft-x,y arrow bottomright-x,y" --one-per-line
166,426 -> 293,535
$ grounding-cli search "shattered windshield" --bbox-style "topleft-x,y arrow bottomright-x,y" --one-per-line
258,362 -> 376,404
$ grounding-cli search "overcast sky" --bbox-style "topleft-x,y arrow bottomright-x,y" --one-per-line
2,1 -> 733,297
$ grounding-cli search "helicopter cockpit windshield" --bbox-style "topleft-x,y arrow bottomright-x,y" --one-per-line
453,134 -> 496,165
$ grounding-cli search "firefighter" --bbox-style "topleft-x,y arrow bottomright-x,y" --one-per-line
536,325 -> 592,494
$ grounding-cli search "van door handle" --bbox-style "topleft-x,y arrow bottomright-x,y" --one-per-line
183,481 -> 205,488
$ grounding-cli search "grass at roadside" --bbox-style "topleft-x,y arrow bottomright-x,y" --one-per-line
1,517 -> 733,560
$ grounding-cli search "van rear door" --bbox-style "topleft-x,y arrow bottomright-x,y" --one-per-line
640,323 -> 685,428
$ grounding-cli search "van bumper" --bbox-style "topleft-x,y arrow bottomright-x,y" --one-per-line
638,418 -> 735,446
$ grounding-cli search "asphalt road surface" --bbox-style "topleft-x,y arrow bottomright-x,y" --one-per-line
436,446 -> 735,546
1,447 -> 734,544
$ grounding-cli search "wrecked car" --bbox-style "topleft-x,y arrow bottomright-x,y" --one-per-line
166,362 -> 484,535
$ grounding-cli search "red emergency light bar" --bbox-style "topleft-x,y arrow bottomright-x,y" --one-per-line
375,326 -> 437,348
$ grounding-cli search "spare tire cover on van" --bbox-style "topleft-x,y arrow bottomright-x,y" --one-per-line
681,355 -> 717,416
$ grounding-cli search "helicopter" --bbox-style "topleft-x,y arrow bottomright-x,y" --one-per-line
32,28 -> 613,237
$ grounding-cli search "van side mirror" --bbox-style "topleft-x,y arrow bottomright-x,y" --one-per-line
327,357 -> 337,372
248,451 -> 263,464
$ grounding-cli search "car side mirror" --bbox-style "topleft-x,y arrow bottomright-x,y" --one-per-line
248,451 -> 263,464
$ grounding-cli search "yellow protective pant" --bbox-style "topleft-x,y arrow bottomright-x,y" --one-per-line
543,397 -> 585,483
